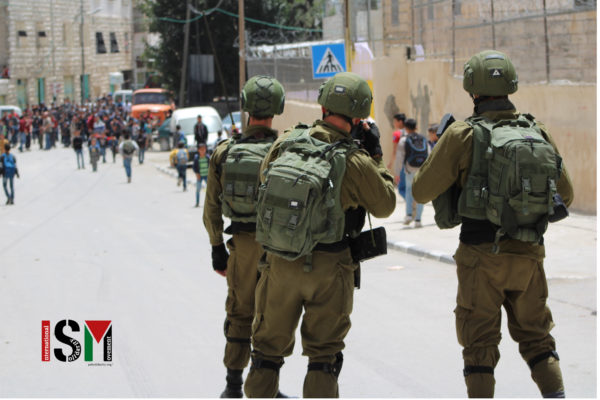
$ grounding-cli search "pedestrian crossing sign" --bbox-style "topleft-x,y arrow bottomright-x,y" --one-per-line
311,43 -> 347,79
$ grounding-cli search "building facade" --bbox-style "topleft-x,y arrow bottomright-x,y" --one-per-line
0,0 -> 134,107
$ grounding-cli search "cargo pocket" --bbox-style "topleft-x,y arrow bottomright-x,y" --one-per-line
226,237 -> 236,288
453,247 -> 479,347
252,259 -> 271,343
337,258 -> 357,316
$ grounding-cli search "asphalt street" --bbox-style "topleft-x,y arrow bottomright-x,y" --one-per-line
0,147 -> 595,397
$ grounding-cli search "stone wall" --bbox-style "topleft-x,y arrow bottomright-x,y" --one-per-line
3,0 -> 133,106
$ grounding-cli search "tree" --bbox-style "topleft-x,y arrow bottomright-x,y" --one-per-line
141,0 -> 323,105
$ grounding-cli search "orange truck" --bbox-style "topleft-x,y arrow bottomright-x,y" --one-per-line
130,88 -> 175,123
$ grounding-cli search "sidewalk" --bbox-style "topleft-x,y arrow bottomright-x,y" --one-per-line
152,152 -> 596,280
374,195 -> 597,280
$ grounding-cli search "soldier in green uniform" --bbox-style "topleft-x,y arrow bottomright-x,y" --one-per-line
243,72 -> 396,398
203,75 -> 286,398
412,50 -> 573,398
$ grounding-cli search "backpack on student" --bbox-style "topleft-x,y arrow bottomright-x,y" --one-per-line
404,133 -> 428,167
220,135 -> 275,223
458,113 -> 562,247
255,125 -> 357,261
176,149 -> 188,166
122,140 -> 136,156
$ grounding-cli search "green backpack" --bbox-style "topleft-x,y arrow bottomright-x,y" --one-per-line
457,114 -> 562,247
255,126 -> 356,261
220,135 -> 275,223
122,140 -> 135,156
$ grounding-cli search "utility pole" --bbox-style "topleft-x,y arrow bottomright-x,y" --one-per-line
344,0 -> 352,71
80,0 -> 85,104
179,0 -> 191,107
239,0 -> 246,130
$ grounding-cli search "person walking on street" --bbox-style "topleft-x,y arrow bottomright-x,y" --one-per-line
89,137 -> 101,172
170,141 -> 189,191
1,143 -> 19,205
42,112 -> 53,150
119,132 -> 139,183
136,128 -> 148,164
243,72 -> 396,398
192,142 -> 209,207
72,130 -> 85,169
412,50 -> 573,398
194,114 -> 209,146
203,76 -> 286,398
394,118 -> 429,227
386,113 -> 407,199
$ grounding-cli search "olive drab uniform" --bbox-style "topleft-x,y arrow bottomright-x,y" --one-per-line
243,120 -> 396,398
202,124 -> 278,373
412,100 -> 573,398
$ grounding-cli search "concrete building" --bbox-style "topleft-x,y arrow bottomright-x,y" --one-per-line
0,0 -> 134,107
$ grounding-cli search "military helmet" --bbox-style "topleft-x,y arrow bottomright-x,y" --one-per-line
463,50 -> 518,96
241,75 -> 285,118
318,72 -> 372,119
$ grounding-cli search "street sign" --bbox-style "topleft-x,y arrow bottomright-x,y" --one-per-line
311,43 -> 346,79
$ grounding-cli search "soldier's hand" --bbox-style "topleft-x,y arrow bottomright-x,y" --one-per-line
211,243 -> 229,276
362,122 -> 383,158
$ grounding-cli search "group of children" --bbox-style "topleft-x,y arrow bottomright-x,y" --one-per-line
169,141 -> 209,207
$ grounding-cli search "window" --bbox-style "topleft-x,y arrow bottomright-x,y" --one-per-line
574,0 -> 596,7
18,30 -> 27,37
109,32 -> 119,53
391,0 -> 399,26
453,0 -> 462,15
96,32 -> 107,54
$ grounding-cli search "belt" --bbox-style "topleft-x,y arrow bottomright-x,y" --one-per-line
225,221 -> 256,235
313,238 -> 349,253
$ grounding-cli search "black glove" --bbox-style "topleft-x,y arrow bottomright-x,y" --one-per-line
211,243 -> 229,272
363,122 -> 383,158
352,121 -> 382,158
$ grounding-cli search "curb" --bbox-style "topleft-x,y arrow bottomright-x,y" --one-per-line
387,240 -> 455,265
156,162 -> 456,265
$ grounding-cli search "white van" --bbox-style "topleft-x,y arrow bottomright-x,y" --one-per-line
169,106 -> 225,154
113,89 -> 133,107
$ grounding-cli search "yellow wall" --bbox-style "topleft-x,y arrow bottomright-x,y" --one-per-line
272,56 -> 596,213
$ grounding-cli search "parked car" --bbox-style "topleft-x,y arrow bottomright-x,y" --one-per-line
222,111 -> 242,136
169,106 -> 225,157
0,105 -> 22,118
131,88 -> 175,123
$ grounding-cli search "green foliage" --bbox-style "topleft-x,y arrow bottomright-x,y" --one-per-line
141,0 -> 323,104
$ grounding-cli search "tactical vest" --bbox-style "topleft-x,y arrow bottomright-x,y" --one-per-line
455,114 -> 561,247
220,134 -> 275,223
255,125 -> 357,261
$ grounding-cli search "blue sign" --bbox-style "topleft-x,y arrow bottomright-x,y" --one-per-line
311,43 -> 347,79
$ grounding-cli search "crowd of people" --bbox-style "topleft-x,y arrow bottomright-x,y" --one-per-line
0,95 -> 163,200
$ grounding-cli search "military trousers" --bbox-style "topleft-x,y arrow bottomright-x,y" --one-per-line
244,248 -> 357,398
453,241 -> 564,397
223,231 -> 263,370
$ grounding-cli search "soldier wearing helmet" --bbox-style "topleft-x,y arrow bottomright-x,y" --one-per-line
243,72 -> 396,397
203,75 -> 287,398
413,50 -> 573,397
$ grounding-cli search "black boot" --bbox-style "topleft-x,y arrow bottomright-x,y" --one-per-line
220,368 -> 243,398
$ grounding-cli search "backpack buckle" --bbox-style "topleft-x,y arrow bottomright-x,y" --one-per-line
288,215 -> 298,230
264,208 -> 273,225
522,178 -> 531,215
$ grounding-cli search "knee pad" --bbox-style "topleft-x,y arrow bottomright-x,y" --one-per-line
250,353 -> 284,374
223,319 -> 251,344
528,351 -> 560,370
463,365 -> 494,377
307,352 -> 343,379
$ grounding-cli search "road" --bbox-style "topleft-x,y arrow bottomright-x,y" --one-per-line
0,148 -> 595,397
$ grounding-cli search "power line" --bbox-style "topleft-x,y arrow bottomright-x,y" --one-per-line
157,7 -> 322,33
